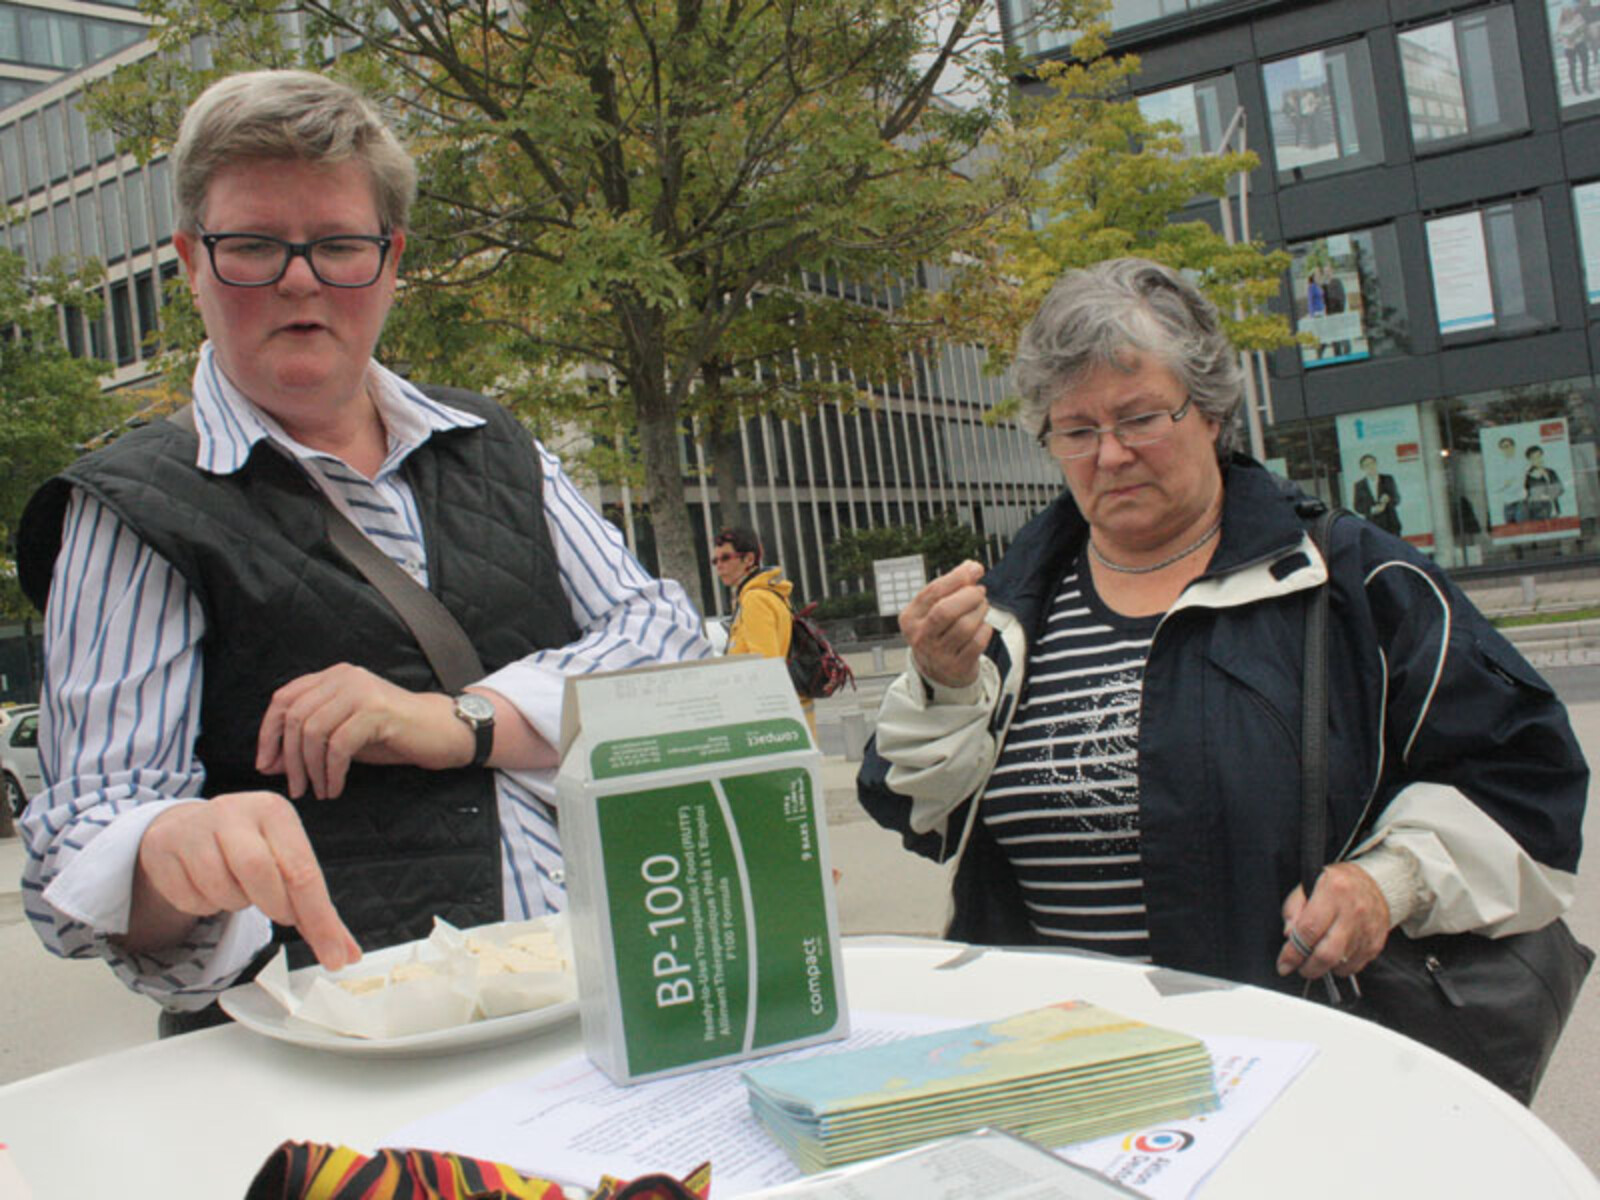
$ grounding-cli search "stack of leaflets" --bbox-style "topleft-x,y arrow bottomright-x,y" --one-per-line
741,1002 -> 1218,1173
742,1128 -> 1142,1198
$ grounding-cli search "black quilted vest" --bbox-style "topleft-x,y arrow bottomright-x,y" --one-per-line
18,386 -> 579,964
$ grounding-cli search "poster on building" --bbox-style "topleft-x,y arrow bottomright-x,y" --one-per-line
1479,418 -> 1582,545
1336,406 -> 1434,551
1425,212 -> 1495,334
1574,181 -> 1600,303
1289,233 -> 1370,368
1546,0 -> 1600,109
1263,51 -> 1338,174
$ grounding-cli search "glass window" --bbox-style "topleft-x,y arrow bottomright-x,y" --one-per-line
1136,73 -> 1239,159
1425,197 -> 1554,339
85,307 -> 107,360
111,279 -> 134,365
43,103 -> 65,182
134,269 -> 157,352
0,79 -> 41,110
1264,41 -> 1382,182
51,199 -> 74,259
74,189 -> 99,260
1287,226 -> 1408,368
100,176 -> 124,261
62,304 -> 85,359
1399,7 -> 1527,153
125,167 -> 149,252
1108,0 -> 1228,32
149,158 -> 173,241
27,206 -> 49,267
1265,379 -> 1600,571
0,5 -> 19,61
84,16 -> 143,63
68,100 -> 92,172
1547,1 -> 1600,109
1574,181 -> 1600,302
19,112 -> 42,189
0,124 -> 21,203
8,212 -> 28,263
1000,0 -> 1072,58
21,8 -> 57,66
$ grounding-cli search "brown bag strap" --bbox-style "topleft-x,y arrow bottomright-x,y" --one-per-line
168,403 -> 484,692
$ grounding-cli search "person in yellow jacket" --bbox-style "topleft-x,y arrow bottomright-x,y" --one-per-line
712,526 -> 815,733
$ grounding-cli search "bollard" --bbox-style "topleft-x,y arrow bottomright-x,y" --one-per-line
871,643 -> 886,673
841,711 -> 868,762
1520,575 -> 1537,609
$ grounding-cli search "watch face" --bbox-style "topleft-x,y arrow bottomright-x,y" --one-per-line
456,693 -> 495,724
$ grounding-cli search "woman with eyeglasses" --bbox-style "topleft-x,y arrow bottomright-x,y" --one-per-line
858,258 -> 1585,1013
14,69 -> 709,1035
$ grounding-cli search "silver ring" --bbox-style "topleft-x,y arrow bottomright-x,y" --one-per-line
1288,927 -> 1316,958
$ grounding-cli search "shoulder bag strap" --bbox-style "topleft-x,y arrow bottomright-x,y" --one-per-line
167,403 -> 485,693
1299,506 -> 1341,896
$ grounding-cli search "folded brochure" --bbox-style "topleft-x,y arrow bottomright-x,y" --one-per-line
741,1001 -> 1217,1172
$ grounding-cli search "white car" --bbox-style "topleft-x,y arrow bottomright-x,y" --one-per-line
1,704 -> 43,817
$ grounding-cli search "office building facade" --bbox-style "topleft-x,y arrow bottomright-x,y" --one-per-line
1005,0 -> 1600,578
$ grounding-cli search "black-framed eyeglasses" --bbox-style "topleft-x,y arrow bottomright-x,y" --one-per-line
1039,395 -> 1193,461
711,551 -> 739,564
196,223 -> 393,288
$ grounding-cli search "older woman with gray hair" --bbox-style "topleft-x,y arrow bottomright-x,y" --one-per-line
858,258 -> 1585,1016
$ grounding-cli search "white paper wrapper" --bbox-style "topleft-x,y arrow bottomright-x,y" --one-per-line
252,914 -> 575,1040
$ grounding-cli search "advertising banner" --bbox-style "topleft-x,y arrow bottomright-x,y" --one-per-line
1546,1 -> 1600,109
1426,212 -> 1495,333
1574,181 -> 1600,303
1264,51 -> 1339,174
1479,418 -> 1582,545
1336,406 -> 1434,550
1289,233 -> 1371,368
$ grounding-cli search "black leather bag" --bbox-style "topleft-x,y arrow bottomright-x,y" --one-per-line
1299,507 -> 1594,1104
1349,921 -> 1593,1104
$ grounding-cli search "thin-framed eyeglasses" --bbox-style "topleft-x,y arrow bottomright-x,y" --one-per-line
196,223 -> 394,288
711,550 -> 739,565
1038,395 -> 1194,461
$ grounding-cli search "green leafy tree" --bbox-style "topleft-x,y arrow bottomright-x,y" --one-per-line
87,0 -> 1048,610
0,249 -> 125,619
932,11 -> 1293,394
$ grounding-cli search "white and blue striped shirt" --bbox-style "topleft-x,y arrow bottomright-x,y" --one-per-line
20,344 -> 713,1009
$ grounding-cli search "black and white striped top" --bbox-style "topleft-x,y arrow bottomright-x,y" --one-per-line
981,555 -> 1158,958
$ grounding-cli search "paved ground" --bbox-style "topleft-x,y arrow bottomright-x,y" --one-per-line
1,641 -> 1597,1176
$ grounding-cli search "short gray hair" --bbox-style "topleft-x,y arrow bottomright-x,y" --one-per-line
1013,258 -> 1244,458
173,69 -> 417,234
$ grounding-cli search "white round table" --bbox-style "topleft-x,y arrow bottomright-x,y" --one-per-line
0,938 -> 1592,1198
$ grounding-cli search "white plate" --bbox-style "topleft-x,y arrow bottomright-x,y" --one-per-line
218,938 -> 579,1059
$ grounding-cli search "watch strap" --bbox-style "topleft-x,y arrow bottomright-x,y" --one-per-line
455,694 -> 495,767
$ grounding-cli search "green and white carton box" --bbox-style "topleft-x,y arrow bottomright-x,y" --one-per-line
556,655 -> 849,1085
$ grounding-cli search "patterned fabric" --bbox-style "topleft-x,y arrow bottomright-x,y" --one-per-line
981,559 -> 1156,959
245,1142 -> 712,1200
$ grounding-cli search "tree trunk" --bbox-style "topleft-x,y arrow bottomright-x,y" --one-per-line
635,384 -> 705,615
711,426 -> 746,533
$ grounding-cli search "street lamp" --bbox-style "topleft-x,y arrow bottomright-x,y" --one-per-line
1210,106 -> 1273,461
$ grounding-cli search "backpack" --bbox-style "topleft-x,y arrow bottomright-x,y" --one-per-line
784,601 -> 855,700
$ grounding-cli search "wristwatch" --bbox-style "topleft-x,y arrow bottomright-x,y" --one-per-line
452,692 -> 496,767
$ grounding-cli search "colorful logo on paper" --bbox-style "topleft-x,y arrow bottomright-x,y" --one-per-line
1122,1129 -> 1195,1154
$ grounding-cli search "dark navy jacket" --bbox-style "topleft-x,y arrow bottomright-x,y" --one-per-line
859,456 -> 1587,992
